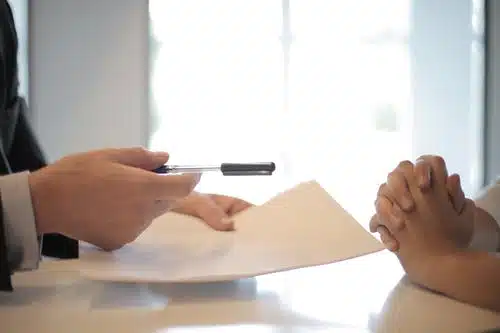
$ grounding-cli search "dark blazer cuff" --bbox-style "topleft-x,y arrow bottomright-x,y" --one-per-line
41,234 -> 79,259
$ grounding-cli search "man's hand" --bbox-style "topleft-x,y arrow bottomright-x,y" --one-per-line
173,192 -> 253,231
370,156 -> 474,251
29,147 -> 200,251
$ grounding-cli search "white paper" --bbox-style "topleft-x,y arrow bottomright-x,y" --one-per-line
75,181 -> 385,283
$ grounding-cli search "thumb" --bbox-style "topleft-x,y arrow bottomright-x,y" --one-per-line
461,198 -> 476,217
447,174 -> 465,213
459,198 -> 476,246
377,225 -> 399,252
103,147 -> 169,170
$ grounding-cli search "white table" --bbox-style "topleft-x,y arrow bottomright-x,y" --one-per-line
1,251 -> 499,332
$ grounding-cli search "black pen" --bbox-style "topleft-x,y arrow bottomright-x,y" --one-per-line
153,162 -> 276,176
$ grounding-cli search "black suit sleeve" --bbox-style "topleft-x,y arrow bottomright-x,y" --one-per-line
0,0 -> 78,292
8,100 -> 79,260
0,99 -> 79,292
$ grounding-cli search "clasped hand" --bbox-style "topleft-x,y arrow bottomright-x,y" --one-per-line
369,156 -> 475,280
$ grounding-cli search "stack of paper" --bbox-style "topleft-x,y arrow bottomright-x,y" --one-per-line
75,181 -> 384,283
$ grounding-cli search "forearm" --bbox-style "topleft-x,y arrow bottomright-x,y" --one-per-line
422,251 -> 500,312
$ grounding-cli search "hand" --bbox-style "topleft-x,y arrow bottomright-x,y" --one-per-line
173,192 -> 253,231
29,147 -> 200,251
380,160 -> 475,285
370,156 -> 472,251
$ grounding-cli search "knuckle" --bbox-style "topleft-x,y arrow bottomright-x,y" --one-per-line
102,147 -> 120,157
423,155 -> 445,171
397,160 -> 414,170
388,169 -> 403,182
432,155 -> 446,168
132,146 -> 148,155
428,155 -> 448,179
416,154 -> 431,162
387,170 -> 398,181
369,214 -> 380,229
394,161 -> 414,179
387,170 -> 405,187
377,183 -> 388,196
414,157 -> 428,167
375,196 -> 389,213
466,198 -> 476,208
414,160 -> 429,175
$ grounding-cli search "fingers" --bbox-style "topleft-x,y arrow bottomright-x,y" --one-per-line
188,196 -> 235,231
416,155 -> 448,187
377,225 -> 399,252
369,215 -> 399,251
209,194 -> 253,216
414,158 -> 432,190
104,147 -> 170,170
152,173 -> 201,199
374,194 -> 405,233
369,214 -> 380,233
385,155 -> 448,197
447,174 -> 466,213
385,161 -> 415,211
189,194 -> 252,230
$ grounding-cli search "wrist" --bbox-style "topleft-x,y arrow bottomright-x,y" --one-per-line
468,207 -> 500,252
28,170 -> 56,235
407,250 -> 466,293
170,191 -> 201,213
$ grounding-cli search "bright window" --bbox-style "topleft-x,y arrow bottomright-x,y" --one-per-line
149,0 -> 484,228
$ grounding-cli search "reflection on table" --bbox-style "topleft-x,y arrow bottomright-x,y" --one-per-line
0,251 -> 499,333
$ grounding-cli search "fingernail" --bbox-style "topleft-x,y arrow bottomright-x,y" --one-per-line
221,217 -> 235,231
387,241 -> 398,252
221,217 -> 234,225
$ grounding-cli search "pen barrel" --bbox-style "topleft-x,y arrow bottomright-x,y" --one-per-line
220,162 -> 276,176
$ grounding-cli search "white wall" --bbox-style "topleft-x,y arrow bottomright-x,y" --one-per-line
410,0 -> 483,195
29,0 -> 149,162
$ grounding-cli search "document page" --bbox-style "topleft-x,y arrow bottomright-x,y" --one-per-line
74,181 -> 385,283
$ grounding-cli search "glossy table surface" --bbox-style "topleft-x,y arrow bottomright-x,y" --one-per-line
1,250 -> 499,333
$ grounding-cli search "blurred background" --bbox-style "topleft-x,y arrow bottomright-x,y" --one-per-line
15,0 -> 497,229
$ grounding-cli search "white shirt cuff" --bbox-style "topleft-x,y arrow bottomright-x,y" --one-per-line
0,171 -> 40,271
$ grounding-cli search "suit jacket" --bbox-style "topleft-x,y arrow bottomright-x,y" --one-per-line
0,0 -> 78,292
